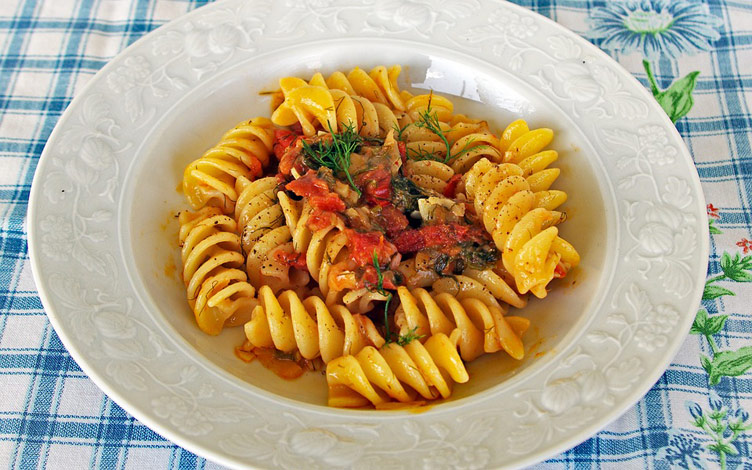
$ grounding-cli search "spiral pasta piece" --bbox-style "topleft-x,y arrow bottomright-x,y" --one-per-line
501,123 -> 565,206
448,132 -> 504,174
430,269 -> 526,311
403,159 -> 455,193
244,285 -> 385,363
465,156 -> 580,298
277,193 -> 360,306
271,77 -> 338,137
367,65 -> 406,111
271,66 -> 406,139
179,207 -> 256,335
326,65 -> 407,111
233,176 -> 295,292
182,118 -> 275,214
394,286 -> 528,361
341,288 -> 391,315
318,71 -> 402,139
326,330 -> 468,407
405,93 -> 454,122
445,115 -> 491,143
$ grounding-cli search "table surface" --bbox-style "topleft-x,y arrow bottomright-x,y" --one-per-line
1,0 -> 751,468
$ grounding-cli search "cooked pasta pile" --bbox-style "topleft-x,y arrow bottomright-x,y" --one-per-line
177,65 -> 579,408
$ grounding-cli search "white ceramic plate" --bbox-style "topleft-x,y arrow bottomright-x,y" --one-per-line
28,0 -> 709,468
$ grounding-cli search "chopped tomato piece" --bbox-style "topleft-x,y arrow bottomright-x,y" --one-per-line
274,250 -> 307,271
375,204 -> 409,238
554,262 -> 568,278
397,141 -> 407,164
356,168 -> 392,207
310,193 -> 346,212
307,208 -> 338,231
359,265 -> 398,290
443,174 -> 462,197
273,129 -> 299,159
392,224 -> 488,254
274,129 -> 303,176
286,170 -> 331,197
286,171 -> 346,212
345,229 -> 398,267
328,263 -> 357,291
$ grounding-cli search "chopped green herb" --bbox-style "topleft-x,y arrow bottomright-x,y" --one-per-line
396,326 -> 424,346
401,91 -> 486,164
371,251 -> 394,342
392,121 -> 412,142
301,122 -> 362,195
390,173 -> 426,213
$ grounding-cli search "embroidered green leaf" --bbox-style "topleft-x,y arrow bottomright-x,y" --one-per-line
700,354 -> 712,374
720,252 -> 752,282
703,284 -> 735,300
709,218 -> 722,234
690,309 -> 708,334
642,60 -> 700,123
708,442 -> 739,456
690,310 -> 728,336
707,346 -> 752,386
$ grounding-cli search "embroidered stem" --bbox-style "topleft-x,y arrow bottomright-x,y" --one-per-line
642,60 -> 660,96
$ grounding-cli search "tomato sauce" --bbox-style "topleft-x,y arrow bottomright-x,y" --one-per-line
375,204 -> 409,238
392,224 -> 488,254
273,129 -> 304,176
356,168 -> 392,207
344,229 -> 398,267
286,170 -> 346,212
275,250 -> 307,271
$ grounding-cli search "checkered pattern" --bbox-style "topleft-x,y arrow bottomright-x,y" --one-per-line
1,0 -> 749,468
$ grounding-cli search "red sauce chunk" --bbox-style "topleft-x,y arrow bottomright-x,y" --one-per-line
275,250 -> 307,271
554,262 -> 568,278
397,141 -> 407,163
356,168 -> 392,207
359,265 -> 398,290
286,170 -> 346,212
274,129 -> 304,176
307,208 -> 338,231
392,224 -> 488,254
345,229 -> 398,267
443,174 -> 462,197
375,204 -> 409,238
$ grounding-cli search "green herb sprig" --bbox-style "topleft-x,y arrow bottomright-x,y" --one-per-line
396,92 -> 483,164
396,326 -> 424,346
370,252 -> 394,342
301,122 -> 362,195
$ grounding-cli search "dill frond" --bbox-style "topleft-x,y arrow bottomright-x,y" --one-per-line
301,122 -> 362,195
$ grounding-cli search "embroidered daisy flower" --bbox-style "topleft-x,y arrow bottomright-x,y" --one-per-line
587,0 -> 722,59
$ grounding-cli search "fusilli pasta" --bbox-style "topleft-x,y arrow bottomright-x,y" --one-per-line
326,330 -> 468,407
183,118 -> 274,213
179,207 -> 256,335
176,64 -> 582,409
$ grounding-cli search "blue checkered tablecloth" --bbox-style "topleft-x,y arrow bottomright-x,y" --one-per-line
2,1 -> 750,468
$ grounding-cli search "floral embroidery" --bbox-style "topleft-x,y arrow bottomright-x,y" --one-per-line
656,430 -> 706,470
736,238 -> 752,254
685,391 -> 752,470
707,203 -> 720,219
587,0 -> 722,59
586,0 -> 722,123
660,392 -> 752,470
